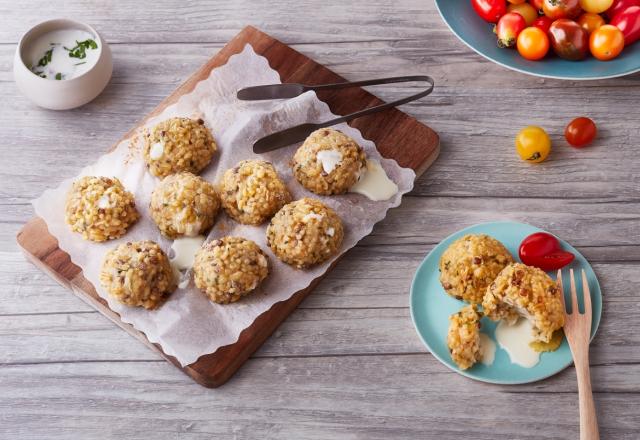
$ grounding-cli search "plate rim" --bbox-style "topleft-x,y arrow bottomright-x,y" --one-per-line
409,220 -> 602,385
434,0 -> 640,81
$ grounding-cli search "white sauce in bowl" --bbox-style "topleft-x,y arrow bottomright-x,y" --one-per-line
495,318 -> 540,368
25,29 -> 99,80
350,159 -> 398,201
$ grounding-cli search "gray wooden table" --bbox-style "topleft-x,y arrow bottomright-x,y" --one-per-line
1,1 -> 639,439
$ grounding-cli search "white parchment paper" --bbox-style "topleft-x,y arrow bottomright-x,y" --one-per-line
33,45 -> 415,366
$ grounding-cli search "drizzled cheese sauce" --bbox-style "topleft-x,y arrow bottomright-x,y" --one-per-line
495,318 -> 540,368
479,333 -> 496,366
350,159 -> 398,201
316,149 -> 342,174
170,236 -> 206,289
149,142 -> 165,160
97,194 -> 111,209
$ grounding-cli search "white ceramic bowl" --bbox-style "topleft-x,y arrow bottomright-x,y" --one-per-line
13,19 -> 112,110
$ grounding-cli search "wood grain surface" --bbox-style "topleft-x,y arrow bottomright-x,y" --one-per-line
1,1 -> 640,439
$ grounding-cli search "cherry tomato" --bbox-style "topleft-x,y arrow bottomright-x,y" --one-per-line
515,126 -> 551,163
533,15 -> 554,32
496,12 -> 527,47
517,26 -> 551,59
519,232 -> 575,271
590,24 -> 625,59
531,0 -> 546,11
577,12 -> 606,33
610,5 -> 640,45
606,0 -> 640,18
472,0 -> 508,23
508,2 -> 539,24
549,19 -> 590,59
543,0 -> 583,19
565,117 -> 597,147
579,0 -> 614,13
508,0 -> 527,3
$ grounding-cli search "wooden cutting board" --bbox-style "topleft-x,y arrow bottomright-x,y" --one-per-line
16,26 -> 440,387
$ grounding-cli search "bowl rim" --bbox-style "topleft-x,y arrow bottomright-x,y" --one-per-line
16,18 -> 106,84
434,0 -> 640,81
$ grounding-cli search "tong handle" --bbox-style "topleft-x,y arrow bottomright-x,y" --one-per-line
309,75 -> 434,127
249,75 -> 435,153
307,75 -> 432,93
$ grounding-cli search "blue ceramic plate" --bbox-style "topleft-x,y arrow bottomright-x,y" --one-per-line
410,221 -> 602,384
435,0 -> 640,80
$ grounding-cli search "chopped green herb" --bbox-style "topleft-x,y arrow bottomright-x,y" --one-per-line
39,73 -> 46,78
64,39 -> 98,59
74,61 -> 87,66
37,48 -> 53,67
55,73 -> 62,80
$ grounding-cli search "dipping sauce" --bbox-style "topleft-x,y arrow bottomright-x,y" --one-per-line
495,318 -> 540,368
479,333 -> 496,366
25,29 -> 99,80
350,159 -> 398,201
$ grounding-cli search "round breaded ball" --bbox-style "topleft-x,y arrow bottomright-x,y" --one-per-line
447,304 -> 482,370
292,128 -> 366,195
65,176 -> 139,242
150,172 -> 220,238
99,241 -> 177,309
439,234 -> 514,304
143,117 -> 217,178
193,236 -> 269,304
267,198 -> 344,269
483,263 -> 564,344
219,160 -> 291,225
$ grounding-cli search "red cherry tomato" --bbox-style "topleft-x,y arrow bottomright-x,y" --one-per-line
533,15 -> 554,33
606,0 -> 640,18
611,5 -> 640,44
496,11 -> 527,47
543,0 -> 583,19
472,0 -> 508,23
565,117 -> 597,147
519,232 -> 575,271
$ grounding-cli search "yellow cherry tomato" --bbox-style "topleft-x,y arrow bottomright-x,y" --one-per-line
577,12 -> 606,34
508,0 -> 527,4
515,126 -> 551,163
579,0 -> 613,14
508,2 -> 539,26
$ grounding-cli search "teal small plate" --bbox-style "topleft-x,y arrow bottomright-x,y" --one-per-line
410,221 -> 602,384
435,0 -> 640,80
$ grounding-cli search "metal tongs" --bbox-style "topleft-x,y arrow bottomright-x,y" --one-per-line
236,75 -> 435,153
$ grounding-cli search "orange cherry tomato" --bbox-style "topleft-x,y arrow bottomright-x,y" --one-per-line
577,12 -> 606,34
565,117 -> 597,148
517,27 -> 551,60
530,0 -> 546,11
508,0 -> 527,3
589,24 -> 625,60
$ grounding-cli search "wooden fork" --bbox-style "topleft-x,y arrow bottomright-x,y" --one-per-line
558,268 -> 599,440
